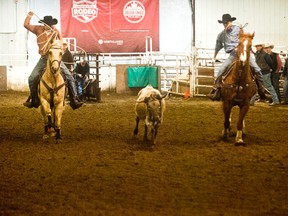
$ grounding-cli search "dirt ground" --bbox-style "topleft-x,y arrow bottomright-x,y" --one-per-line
0,90 -> 288,216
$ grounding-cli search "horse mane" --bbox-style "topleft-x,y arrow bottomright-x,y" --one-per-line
48,39 -> 63,50
222,28 -> 256,83
236,28 -> 254,59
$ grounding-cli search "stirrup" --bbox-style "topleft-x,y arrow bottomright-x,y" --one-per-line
207,88 -> 221,101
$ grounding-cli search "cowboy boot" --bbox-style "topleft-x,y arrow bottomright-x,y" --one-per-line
207,77 -> 221,101
23,96 -> 33,108
23,76 -> 40,108
67,79 -> 83,110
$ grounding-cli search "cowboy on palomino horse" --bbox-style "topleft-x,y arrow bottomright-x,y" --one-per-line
39,39 -> 66,141
23,11 -> 83,110
207,13 -> 267,101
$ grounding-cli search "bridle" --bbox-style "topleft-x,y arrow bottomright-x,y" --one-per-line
48,45 -> 62,74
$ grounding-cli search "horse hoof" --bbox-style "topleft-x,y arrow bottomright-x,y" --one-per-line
49,131 -> 56,137
151,143 -> 156,149
43,134 -> 49,140
235,140 -> 246,146
56,138 -> 62,144
222,134 -> 229,141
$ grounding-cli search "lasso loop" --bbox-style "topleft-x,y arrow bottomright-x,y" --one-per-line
32,12 -> 87,58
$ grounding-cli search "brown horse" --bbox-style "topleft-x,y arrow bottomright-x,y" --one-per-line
220,29 -> 257,145
39,39 -> 66,142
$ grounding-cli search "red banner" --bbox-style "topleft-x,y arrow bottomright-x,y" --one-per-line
60,0 -> 159,53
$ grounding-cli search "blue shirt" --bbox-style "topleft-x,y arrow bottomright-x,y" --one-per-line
215,25 -> 240,55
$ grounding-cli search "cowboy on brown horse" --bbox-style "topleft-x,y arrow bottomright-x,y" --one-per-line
207,14 -> 266,101
221,28 -> 257,144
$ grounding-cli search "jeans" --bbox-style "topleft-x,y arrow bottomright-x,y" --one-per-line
216,51 -> 263,83
271,72 -> 281,102
262,73 -> 279,103
283,76 -> 288,102
216,51 -> 236,80
28,56 -> 47,91
28,56 -> 77,95
77,78 -> 85,96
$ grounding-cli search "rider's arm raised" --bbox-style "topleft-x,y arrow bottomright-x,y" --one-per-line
24,11 -> 37,34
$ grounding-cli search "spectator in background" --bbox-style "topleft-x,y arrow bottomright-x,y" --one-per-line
264,43 -> 282,103
282,57 -> 288,104
62,42 -> 74,74
74,57 -> 90,100
254,42 -> 279,106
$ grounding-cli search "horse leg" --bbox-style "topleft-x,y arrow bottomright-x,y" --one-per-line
235,104 -> 250,144
40,99 -> 54,139
40,105 -> 50,139
55,129 -> 61,143
222,102 -> 232,139
54,104 -> 64,142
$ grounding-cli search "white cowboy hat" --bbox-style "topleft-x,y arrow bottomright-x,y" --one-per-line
264,43 -> 274,49
253,41 -> 264,47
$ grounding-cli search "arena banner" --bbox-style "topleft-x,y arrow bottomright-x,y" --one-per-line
60,0 -> 159,53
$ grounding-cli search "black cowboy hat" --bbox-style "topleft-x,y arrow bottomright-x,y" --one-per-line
39,16 -> 58,26
218,14 -> 236,24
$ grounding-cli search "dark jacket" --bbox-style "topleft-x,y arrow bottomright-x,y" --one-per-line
269,52 -> 278,72
255,49 -> 273,74
283,58 -> 288,77
74,62 -> 90,79
62,49 -> 74,71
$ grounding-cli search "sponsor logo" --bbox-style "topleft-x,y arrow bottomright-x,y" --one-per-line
98,39 -> 123,46
72,0 -> 98,23
123,1 -> 145,23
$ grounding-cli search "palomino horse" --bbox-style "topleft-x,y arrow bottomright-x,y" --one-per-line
221,29 -> 257,145
39,39 -> 66,142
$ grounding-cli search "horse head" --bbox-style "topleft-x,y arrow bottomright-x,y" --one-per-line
47,39 -> 63,74
237,29 -> 254,66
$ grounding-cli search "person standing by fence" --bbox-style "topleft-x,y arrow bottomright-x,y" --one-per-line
254,42 -> 279,106
62,41 -> 74,74
264,43 -> 282,103
282,57 -> 288,104
74,57 -> 90,100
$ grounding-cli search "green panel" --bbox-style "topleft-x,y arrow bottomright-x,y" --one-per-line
127,66 -> 158,88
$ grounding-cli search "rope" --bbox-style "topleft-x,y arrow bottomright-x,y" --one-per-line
66,41 -> 87,59
30,13 -> 59,53
31,12 -> 87,58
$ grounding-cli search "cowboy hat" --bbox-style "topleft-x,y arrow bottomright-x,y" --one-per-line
253,41 -> 264,47
39,16 -> 58,26
218,14 -> 236,24
264,43 -> 274,49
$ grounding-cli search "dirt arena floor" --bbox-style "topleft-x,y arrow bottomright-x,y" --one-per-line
0,90 -> 288,216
